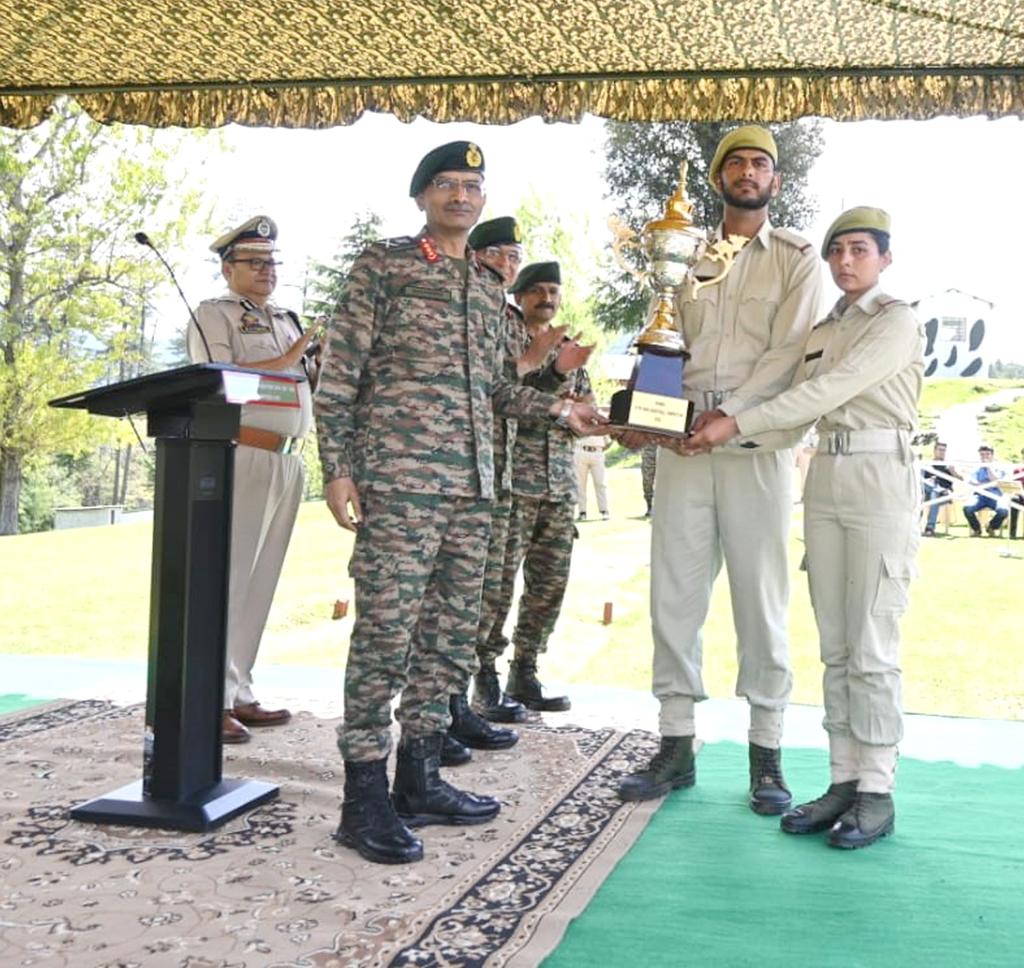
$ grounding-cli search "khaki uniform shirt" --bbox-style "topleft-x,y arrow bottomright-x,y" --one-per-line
316,231 -> 557,499
187,293 -> 312,438
673,219 -> 822,450
736,286 -> 923,438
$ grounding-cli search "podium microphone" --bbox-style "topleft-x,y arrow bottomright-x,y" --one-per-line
134,231 -> 213,363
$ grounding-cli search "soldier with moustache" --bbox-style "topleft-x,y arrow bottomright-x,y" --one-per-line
480,261 -> 594,713
316,144 -> 605,865
187,216 -> 319,744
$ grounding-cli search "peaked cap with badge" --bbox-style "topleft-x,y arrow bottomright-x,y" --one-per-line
707,125 -> 778,192
210,215 -> 278,259
820,206 -> 891,259
409,140 -> 485,196
508,261 -> 560,294
469,216 -> 522,251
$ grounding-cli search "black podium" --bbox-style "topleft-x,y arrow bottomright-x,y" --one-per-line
50,363 -> 303,831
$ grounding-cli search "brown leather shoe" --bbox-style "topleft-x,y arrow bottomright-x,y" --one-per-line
233,701 -> 291,728
222,710 -> 251,744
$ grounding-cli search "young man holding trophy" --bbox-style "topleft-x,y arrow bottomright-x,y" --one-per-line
615,126 -> 823,815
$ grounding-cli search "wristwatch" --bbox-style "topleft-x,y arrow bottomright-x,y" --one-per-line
554,399 -> 573,429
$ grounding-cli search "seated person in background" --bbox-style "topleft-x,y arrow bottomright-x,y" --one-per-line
920,441 -> 962,536
963,443 -> 1009,536
1010,448 -> 1024,539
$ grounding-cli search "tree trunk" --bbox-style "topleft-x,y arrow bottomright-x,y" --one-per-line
119,445 -> 133,505
0,448 -> 23,535
111,447 -> 122,506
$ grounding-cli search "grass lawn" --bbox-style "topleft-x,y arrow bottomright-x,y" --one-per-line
2,465 -> 1021,721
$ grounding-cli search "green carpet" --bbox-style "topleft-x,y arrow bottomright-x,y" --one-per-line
0,694 -> 50,715
546,743 -> 1023,968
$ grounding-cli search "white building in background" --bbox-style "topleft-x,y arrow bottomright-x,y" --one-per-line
913,288 -> 994,379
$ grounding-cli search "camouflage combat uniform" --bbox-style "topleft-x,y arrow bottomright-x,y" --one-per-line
316,231 -> 558,763
480,346 -> 591,667
641,442 -> 658,508
476,306 -> 563,666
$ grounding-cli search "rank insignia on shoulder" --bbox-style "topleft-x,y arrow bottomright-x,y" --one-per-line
381,236 -> 416,249
418,236 -> 441,263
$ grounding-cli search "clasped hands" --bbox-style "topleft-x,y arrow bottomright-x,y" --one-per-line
611,409 -> 740,456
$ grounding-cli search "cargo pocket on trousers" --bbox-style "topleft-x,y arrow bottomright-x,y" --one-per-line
871,554 -> 917,617
348,547 -> 401,624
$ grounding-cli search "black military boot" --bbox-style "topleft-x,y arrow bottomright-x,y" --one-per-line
440,730 -> 472,767
780,781 -> 858,835
472,667 -> 528,723
505,659 -> 570,712
748,743 -> 793,815
828,792 -> 895,849
448,694 -> 518,750
617,736 -> 696,802
391,734 -> 502,828
334,758 -> 424,864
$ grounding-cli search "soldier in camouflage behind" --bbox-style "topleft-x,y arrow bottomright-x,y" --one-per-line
316,143 -> 606,865
461,224 -> 592,735
479,262 -> 594,713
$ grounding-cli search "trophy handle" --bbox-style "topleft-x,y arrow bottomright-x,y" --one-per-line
689,234 -> 749,297
608,216 -> 648,286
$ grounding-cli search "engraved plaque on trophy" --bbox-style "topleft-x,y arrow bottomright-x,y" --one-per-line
608,162 -> 746,438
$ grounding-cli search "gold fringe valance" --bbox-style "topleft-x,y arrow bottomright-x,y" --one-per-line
4,72 -> 1024,130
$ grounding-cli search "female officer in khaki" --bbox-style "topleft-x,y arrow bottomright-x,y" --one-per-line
684,207 -> 923,849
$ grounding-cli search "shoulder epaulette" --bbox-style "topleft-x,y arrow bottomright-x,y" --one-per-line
201,294 -> 238,306
378,235 -> 418,250
771,227 -> 814,255
875,293 -> 906,309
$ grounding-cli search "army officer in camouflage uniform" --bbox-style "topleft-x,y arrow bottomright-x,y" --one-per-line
316,142 -> 605,865
686,207 -> 923,849
481,262 -> 593,713
187,216 -> 318,745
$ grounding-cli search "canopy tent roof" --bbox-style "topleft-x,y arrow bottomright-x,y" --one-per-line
1,0 -> 1022,128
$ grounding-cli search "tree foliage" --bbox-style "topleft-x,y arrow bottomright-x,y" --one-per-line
595,120 -> 825,334
0,99 -> 207,533
303,210 -> 384,317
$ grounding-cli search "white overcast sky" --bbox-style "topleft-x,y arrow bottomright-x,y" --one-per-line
158,112 -> 1023,362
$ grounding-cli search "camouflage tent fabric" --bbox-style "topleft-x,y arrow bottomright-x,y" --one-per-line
1,0 -> 1023,128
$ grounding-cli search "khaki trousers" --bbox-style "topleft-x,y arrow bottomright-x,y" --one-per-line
225,446 -> 304,709
575,449 -> 608,515
804,451 -> 919,785
650,448 -> 794,746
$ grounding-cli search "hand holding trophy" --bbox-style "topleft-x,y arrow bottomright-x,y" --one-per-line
608,161 -> 746,441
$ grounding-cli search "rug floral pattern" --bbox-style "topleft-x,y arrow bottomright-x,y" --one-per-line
0,701 -> 658,967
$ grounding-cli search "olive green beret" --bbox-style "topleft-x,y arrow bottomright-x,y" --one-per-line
210,215 -> 277,258
820,206 -> 891,259
508,261 -> 560,293
707,125 -> 778,193
469,216 -> 522,250
409,141 -> 485,196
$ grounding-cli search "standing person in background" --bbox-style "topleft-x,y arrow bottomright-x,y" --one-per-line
576,430 -> 611,521
616,126 -> 822,814
685,207 -> 923,849
188,216 -> 318,745
640,442 -> 657,518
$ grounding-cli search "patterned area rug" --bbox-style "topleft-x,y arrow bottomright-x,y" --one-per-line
0,700 -> 659,967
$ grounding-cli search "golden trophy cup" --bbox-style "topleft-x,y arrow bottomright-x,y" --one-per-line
608,160 -> 746,438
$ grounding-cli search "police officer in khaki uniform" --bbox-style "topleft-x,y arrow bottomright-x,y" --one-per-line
617,126 -> 823,814
686,207 -> 923,849
187,217 -> 318,744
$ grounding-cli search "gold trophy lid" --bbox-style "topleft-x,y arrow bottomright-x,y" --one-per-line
645,161 -> 697,234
